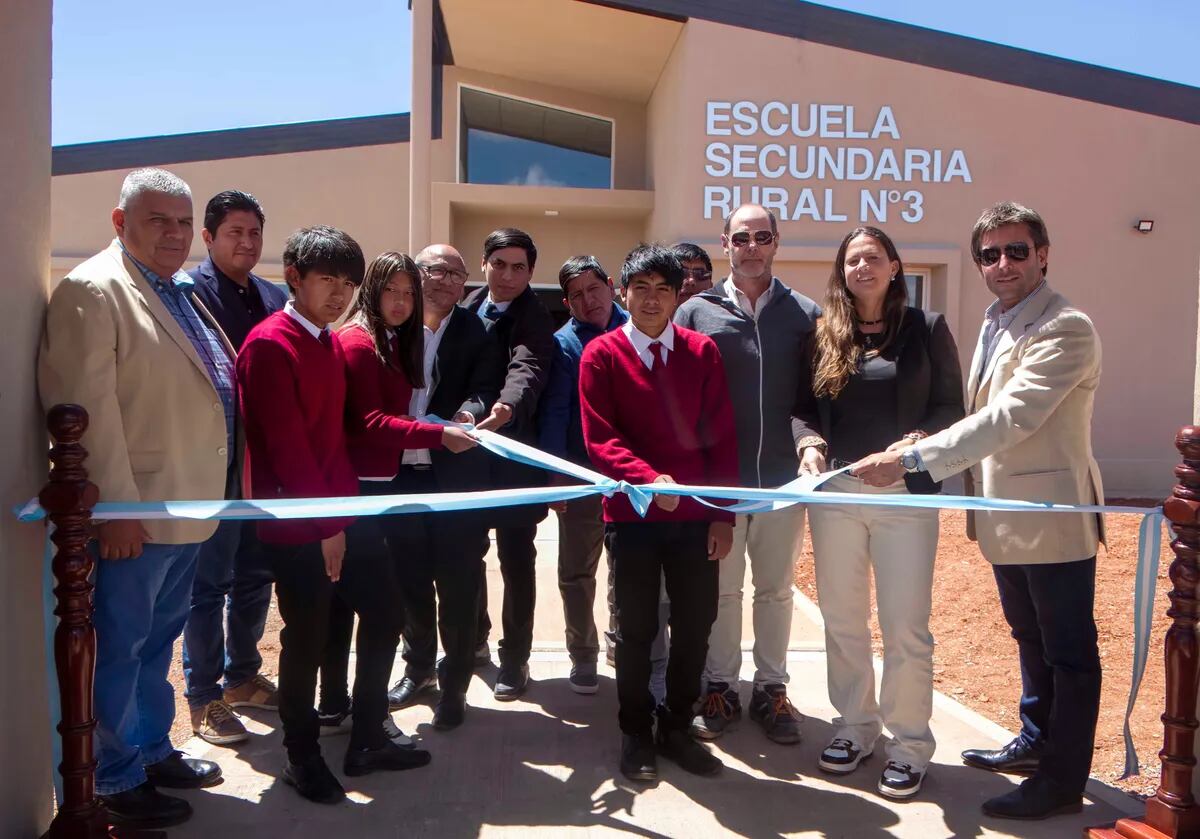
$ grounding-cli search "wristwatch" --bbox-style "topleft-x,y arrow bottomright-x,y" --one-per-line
899,448 -> 921,473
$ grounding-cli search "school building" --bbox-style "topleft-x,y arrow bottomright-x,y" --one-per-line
5,1 -> 1200,831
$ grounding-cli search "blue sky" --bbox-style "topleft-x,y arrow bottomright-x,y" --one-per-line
52,0 -> 1199,146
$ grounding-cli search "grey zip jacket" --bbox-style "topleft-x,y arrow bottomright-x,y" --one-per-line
674,277 -> 820,489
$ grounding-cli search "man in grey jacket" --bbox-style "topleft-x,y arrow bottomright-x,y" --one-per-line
674,204 -> 820,745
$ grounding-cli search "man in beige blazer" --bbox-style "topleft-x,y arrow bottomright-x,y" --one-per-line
38,168 -> 233,829
853,201 -> 1103,821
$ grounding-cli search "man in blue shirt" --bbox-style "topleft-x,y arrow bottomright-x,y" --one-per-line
183,191 -> 288,747
538,256 -> 632,694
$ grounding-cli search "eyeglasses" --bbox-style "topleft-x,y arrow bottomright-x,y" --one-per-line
682,268 -> 712,282
728,230 -> 776,248
976,242 -> 1031,267
420,264 -> 469,284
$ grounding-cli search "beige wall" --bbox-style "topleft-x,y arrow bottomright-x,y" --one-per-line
51,143 -> 412,281
1,2 -> 54,835
640,18 -> 1200,496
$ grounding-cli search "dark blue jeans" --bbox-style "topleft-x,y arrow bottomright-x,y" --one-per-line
93,542 -> 201,794
181,517 -> 274,708
993,556 -> 1101,795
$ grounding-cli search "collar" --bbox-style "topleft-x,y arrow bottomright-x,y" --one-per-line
726,275 -> 774,313
622,320 -> 675,354
118,239 -> 194,293
484,292 -> 513,313
206,256 -> 258,291
424,313 -> 452,341
284,300 -> 327,341
983,279 -> 1047,327
569,303 -> 627,338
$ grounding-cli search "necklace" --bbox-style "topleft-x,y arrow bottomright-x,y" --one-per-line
855,316 -> 883,326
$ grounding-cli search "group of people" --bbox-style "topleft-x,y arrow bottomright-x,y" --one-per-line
38,165 -> 1105,831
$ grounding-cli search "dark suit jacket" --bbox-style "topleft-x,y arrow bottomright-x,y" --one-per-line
426,305 -> 504,494
794,307 -> 964,493
462,284 -> 556,526
189,256 -> 288,351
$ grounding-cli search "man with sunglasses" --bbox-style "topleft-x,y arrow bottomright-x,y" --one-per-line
672,242 -> 714,304
675,204 -> 820,746
852,202 -> 1104,821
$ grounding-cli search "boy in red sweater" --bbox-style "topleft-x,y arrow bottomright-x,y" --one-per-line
579,243 -> 738,782
237,227 -> 429,805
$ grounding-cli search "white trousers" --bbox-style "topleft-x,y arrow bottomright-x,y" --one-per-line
808,473 -> 938,770
704,504 -> 806,688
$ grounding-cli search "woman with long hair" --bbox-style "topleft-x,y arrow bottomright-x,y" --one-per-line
794,226 -> 964,800
316,252 -> 475,773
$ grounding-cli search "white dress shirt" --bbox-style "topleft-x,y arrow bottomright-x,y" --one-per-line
402,315 -> 452,466
622,320 -> 675,370
284,300 -> 329,341
726,277 -> 774,320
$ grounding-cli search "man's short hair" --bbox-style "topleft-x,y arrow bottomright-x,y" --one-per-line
558,255 -> 608,294
722,205 -> 779,236
619,243 -> 684,291
483,227 -> 537,271
282,226 -> 365,288
670,242 -> 712,273
203,190 -> 265,237
971,201 -> 1051,277
118,167 -> 191,210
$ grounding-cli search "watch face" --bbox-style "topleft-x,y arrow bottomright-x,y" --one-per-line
901,451 -> 918,471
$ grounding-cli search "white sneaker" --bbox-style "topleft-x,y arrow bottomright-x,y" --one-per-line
818,738 -> 872,774
878,760 -> 924,799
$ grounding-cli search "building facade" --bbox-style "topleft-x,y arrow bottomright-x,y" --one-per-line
48,0 -> 1200,496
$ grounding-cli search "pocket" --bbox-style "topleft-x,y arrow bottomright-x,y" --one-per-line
1008,467 -> 1069,478
1005,468 -> 1077,504
128,450 -> 165,474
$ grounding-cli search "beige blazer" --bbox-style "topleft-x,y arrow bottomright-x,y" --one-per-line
915,283 -> 1105,565
38,239 -> 234,545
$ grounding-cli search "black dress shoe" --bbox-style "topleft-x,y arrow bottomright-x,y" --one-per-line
962,737 -> 1043,776
620,734 -> 658,782
656,727 -> 722,777
100,781 -> 192,828
982,776 -> 1083,820
344,739 -> 433,776
494,663 -> 530,701
282,754 -> 345,804
144,750 -> 222,789
387,673 -> 437,709
433,695 -> 467,730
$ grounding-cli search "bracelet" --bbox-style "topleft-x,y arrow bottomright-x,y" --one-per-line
903,431 -> 927,443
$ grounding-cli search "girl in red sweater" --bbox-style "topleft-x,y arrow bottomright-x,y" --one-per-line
319,253 -> 475,760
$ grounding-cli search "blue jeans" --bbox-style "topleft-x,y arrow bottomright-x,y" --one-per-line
93,542 -> 201,795
182,518 -> 273,708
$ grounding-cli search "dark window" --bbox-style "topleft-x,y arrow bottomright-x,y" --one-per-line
460,88 -> 612,189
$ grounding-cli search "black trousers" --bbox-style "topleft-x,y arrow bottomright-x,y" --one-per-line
993,556 -> 1101,794
272,513 -> 401,759
607,520 -> 718,738
386,466 -> 489,698
476,524 -> 538,667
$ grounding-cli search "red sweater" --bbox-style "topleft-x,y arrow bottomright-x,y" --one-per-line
339,323 -> 445,478
579,325 -> 739,523
237,311 -> 358,544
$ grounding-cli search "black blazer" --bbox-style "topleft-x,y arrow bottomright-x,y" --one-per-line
426,305 -> 505,493
462,284 -> 556,525
794,307 -> 965,493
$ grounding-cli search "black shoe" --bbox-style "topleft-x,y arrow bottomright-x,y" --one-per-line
656,726 -> 722,777
962,737 -> 1043,776
100,782 -> 192,829
690,682 -> 741,740
433,695 -> 467,730
494,663 -> 530,701
144,750 -> 222,789
387,673 -> 437,709
282,754 -> 345,804
982,776 -> 1083,820
748,684 -> 803,745
344,739 -> 433,776
620,734 -> 658,782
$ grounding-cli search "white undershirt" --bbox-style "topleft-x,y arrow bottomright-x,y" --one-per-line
622,320 -> 675,369
401,315 -> 452,466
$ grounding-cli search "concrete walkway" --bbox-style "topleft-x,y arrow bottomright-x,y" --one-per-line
170,517 -> 1139,837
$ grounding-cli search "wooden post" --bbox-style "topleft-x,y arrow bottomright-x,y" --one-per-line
39,405 -> 110,838
1089,426 -> 1200,838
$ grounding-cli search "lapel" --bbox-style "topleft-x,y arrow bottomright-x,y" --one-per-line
971,283 -> 1055,408
428,307 -> 465,401
111,241 -> 218,383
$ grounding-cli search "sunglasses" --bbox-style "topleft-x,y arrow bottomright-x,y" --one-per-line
976,242 -> 1032,267
728,230 -> 776,248
682,268 -> 712,282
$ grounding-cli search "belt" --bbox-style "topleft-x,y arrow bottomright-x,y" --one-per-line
400,463 -> 433,472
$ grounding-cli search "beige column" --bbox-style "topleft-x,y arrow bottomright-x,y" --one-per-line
408,0 -> 434,252
0,0 -> 55,834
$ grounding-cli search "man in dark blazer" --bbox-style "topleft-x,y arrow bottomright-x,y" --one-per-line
462,228 -> 556,701
183,190 -> 289,747
384,243 -> 505,728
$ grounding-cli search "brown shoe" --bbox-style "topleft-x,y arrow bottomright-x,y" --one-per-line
190,700 -> 248,746
224,674 -> 279,710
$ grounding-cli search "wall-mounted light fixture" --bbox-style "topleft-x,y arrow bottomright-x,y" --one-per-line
1135,219 -> 1154,233
544,210 -> 559,217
